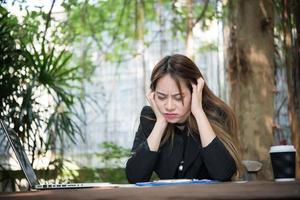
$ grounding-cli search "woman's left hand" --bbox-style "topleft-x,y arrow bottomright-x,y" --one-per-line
191,77 -> 205,116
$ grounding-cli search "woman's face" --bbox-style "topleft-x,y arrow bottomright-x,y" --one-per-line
154,74 -> 192,123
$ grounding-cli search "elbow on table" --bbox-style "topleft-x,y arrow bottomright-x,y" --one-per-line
125,168 -> 137,184
125,161 -> 136,184
126,176 -> 138,184
125,167 -> 149,184
125,160 -> 149,184
212,165 -> 237,182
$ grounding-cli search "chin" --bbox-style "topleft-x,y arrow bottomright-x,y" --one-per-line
166,118 -> 181,124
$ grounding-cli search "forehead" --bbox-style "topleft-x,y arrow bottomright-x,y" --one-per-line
156,74 -> 189,93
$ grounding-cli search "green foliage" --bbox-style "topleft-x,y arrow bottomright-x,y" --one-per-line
49,141 -> 131,183
0,167 -> 129,186
74,168 -> 128,183
170,1 -> 219,38
75,141 -> 131,183
198,42 -> 218,53
55,0 -> 221,81
59,0 -> 157,63
0,3 -> 85,190
97,141 -> 131,168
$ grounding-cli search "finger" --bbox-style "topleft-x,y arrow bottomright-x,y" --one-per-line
191,83 -> 197,96
197,77 -> 204,82
197,78 -> 205,91
146,91 -> 153,105
197,77 -> 204,85
151,91 -> 155,100
148,92 -> 156,105
191,83 -> 196,91
149,92 -> 159,111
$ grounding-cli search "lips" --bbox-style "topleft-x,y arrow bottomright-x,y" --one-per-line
164,113 -> 178,120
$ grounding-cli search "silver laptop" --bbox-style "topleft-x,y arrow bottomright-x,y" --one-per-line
0,119 -> 114,190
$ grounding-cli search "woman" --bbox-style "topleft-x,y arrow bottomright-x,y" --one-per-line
126,54 -> 242,184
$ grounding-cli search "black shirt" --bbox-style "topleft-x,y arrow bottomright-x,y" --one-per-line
125,106 -> 237,183
174,129 -> 188,179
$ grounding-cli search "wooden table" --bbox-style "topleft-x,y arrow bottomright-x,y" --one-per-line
1,181 -> 300,200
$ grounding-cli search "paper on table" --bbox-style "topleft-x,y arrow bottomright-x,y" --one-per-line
153,179 -> 192,183
136,179 -> 218,187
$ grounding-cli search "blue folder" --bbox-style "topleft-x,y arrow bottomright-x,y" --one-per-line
135,179 -> 219,187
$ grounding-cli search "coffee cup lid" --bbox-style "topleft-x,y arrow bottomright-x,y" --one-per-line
269,145 -> 296,153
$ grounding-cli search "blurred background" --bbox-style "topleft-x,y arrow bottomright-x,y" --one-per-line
0,0 -> 299,191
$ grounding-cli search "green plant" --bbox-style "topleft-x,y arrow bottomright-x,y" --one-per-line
97,142 -> 131,168
0,3 -> 85,191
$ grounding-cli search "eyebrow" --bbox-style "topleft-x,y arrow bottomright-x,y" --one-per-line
156,91 -> 183,96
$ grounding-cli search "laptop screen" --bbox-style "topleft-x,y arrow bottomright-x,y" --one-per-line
0,120 -> 39,188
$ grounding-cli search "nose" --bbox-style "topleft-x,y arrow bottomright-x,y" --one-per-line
165,98 -> 175,111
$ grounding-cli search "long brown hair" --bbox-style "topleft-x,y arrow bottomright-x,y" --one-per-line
148,54 -> 243,178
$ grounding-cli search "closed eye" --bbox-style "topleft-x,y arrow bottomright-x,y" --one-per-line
174,95 -> 182,101
157,96 -> 166,100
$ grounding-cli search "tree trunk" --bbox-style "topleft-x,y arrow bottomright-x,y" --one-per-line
291,0 -> 300,179
227,0 -> 275,179
283,0 -> 300,178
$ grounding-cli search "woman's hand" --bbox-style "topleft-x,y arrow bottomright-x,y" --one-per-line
146,91 -> 167,124
191,78 -> 216,147
191,77 -> 205,116
146,91 -> 168,152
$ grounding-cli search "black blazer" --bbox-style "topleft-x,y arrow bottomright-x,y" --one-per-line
125,106 -> 236,184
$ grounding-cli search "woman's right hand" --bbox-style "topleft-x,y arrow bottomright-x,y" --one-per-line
146,91 -> 167,124
146,91 -> 168,152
